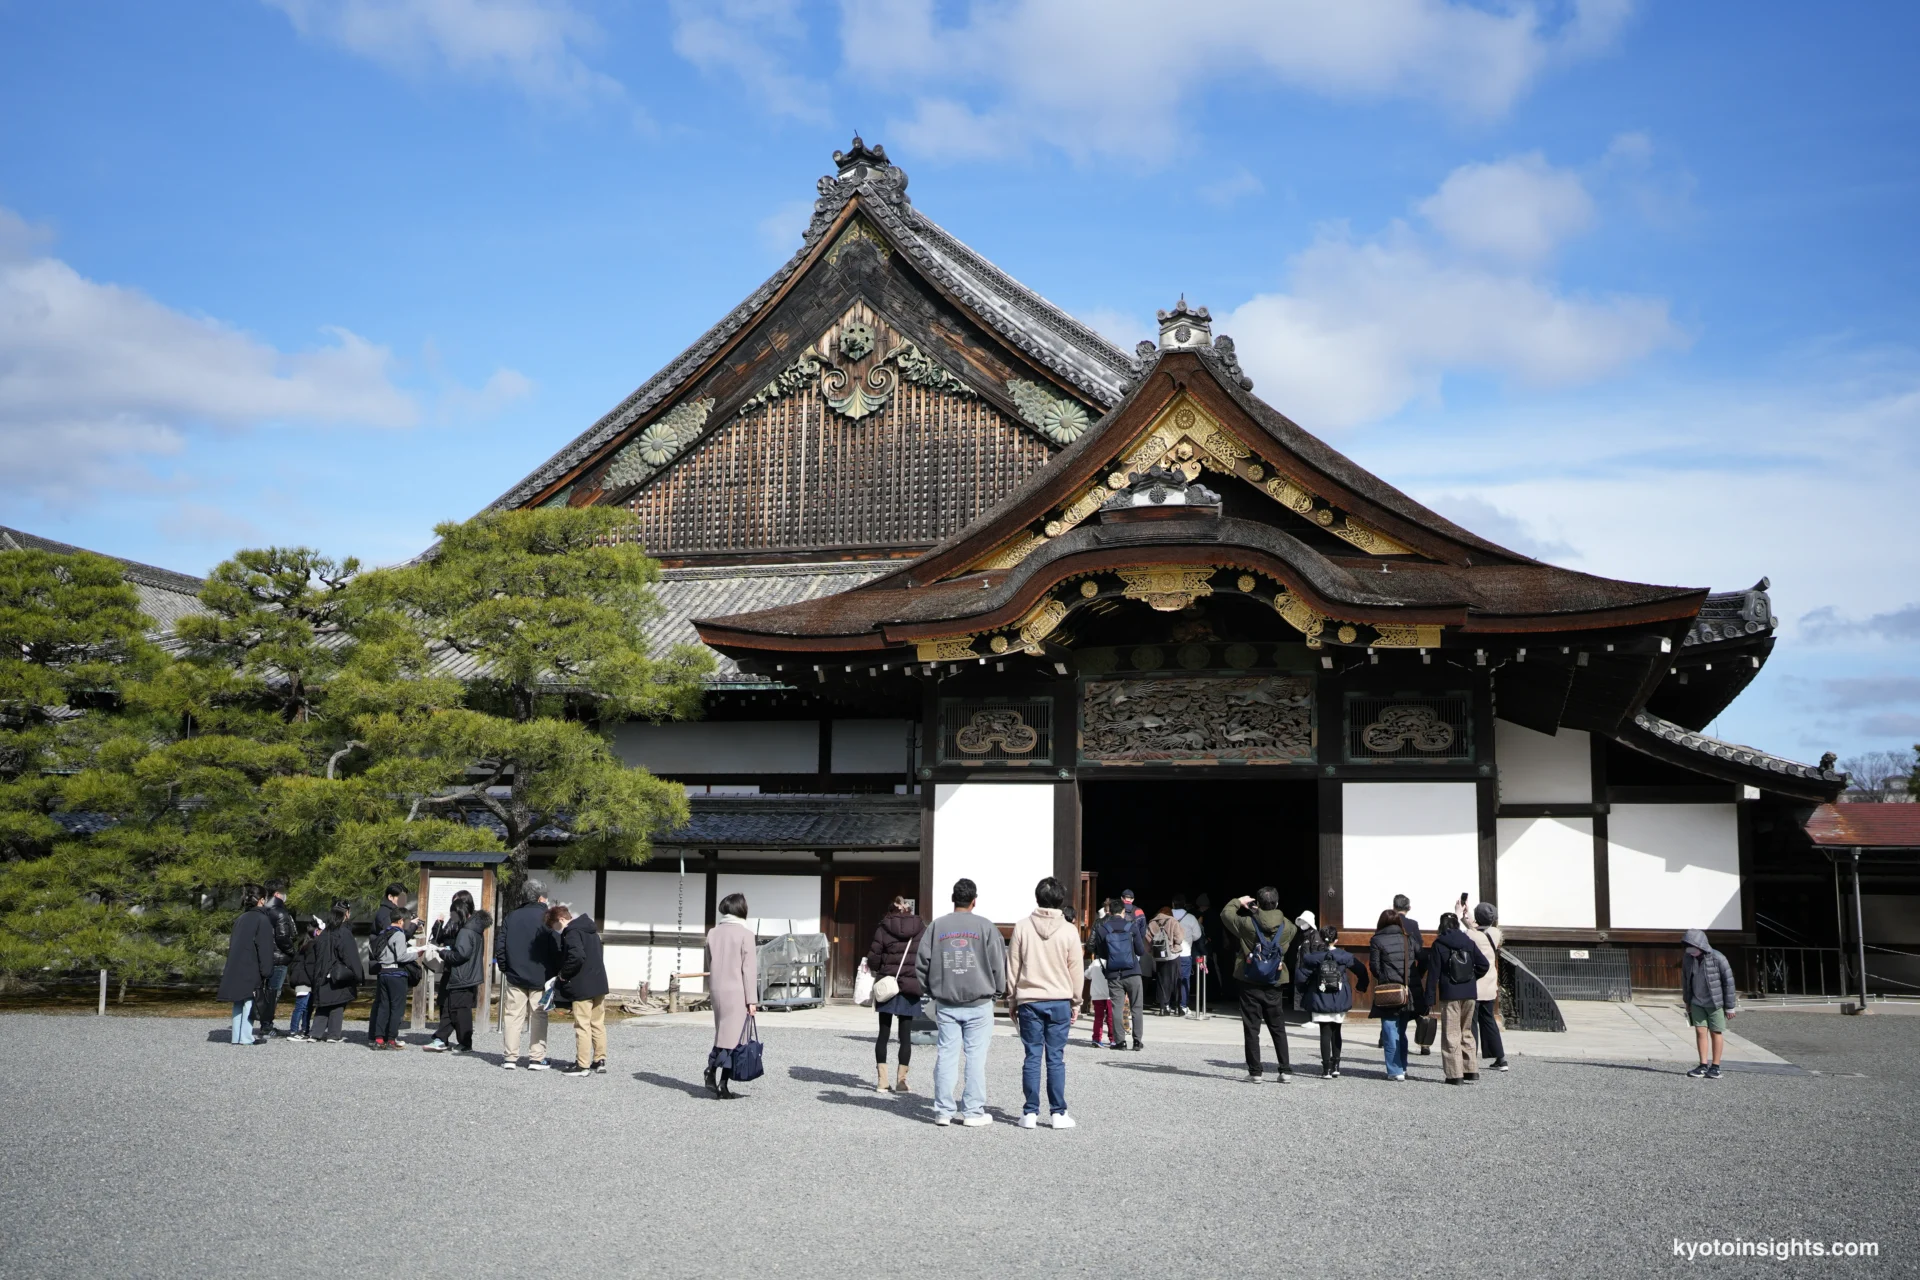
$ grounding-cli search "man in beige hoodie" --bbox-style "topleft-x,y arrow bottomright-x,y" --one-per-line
1007,876 -> 1085,1130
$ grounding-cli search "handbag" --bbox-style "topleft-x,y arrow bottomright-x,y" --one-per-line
871,937 -> 913,1006
730,1016 -> 765,1082
853,958 -> 875,1007
1373,928 -> 1411,1010
1415,1014 -> 1439,1048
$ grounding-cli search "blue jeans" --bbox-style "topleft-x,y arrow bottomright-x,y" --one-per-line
933,1002 -> 993,1119
1177,957 -> 1194,1010
1016,1000 -> 1071,1116
1381,1015 -> 1410,1078
230,1000 -> 254,1045
289,991 -> 312,1036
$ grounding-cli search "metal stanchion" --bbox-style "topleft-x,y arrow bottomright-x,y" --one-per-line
98,969 -> 107,1016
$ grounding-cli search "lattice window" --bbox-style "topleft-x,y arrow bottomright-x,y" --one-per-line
937,697 -> 1054,766
1343,692 -> 1474,763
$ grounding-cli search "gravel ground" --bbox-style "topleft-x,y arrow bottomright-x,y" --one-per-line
1,1011 -> 1913,1279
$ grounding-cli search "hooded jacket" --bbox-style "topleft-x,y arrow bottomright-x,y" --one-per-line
1426,927 -> 1490,1005
914,909 -> 1007,1007
1681,929 -> 1738,1013
442,911 -> 491,990
865,910 -> 927,1001
1170,908 -> 1204,958
559,914 -> 610,1002
1295,944 -> 1369,1016
1465,921 -> 1502,1003
1007,908 -> 1085,1008
1219,901 -> 1298,984
495,900 -> 561,991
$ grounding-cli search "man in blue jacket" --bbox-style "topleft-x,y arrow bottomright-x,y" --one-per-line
1426,911 -> 1490,1085
915,878 -> 1007,1127
1092,897 -> 1152,1052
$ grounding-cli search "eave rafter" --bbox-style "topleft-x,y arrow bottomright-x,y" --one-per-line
903,562 -> 1446,663
956,393 -> 1415,577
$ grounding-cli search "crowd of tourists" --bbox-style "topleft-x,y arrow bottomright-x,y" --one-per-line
218,870 -> 1745,1121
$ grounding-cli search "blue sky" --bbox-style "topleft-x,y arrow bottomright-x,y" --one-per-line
1,1 -> 1916,766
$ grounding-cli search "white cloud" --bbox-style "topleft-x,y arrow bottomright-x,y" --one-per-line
669,0 -> 827,121
812,0 -> 1633,160
0,207 -> 424,508
1074,306 -> 1153,351
1221,151 -> 1684,429
1200,167 -> 1266,208
757,198 -> 816,258
266,0 -> 621,105
1416,152 -> 1595,264
1421,493 -> 1576,562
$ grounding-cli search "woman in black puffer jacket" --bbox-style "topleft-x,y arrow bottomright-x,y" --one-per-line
425,908 -> 491,1054
865,897 -> 926,1094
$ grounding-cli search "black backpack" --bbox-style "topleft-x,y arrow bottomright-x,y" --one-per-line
1314,951 -> 1345,994
1442,942 -> 1476,986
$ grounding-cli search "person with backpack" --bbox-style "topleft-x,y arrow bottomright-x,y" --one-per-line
1466,902 -> 1508,1072
1220,887 -> 1298,1082
216,885 -> 276,1047
307,906 -> 364,1044
1006,876 -> 1084,1129
1092,898 -> 1150,1051
424,908 -> 491,1055
865,895 -> 926,1093
1295,925 -> 1369,1078
283,915 -> 324,1041
1368,908 -> 1425,1081
914,878 -> 1007,1126
1425,911 -> 1490,1084
253,880 -> 299,1039
1681,928 -> 1739,1080
553,904 -> 611,1077
1146,905 -> 1184,1015
366,882 -> 407,1044
496,883 -> 560,1071
369,907 -> 416,1049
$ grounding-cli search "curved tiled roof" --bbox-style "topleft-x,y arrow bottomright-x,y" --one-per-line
1615,710 -> 1846,801
0,525 -> 205,631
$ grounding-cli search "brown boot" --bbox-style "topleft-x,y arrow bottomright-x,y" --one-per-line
876,1063 -> 890,1092
894,1063 -> 910,1093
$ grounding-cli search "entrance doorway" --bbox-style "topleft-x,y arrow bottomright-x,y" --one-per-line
1080,779 -> 1319,996
829,870 -> 919,998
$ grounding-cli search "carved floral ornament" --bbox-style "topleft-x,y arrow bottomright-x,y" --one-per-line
954,708 -> 1039,755
958,395 -> 1414,576
1360,704 -> 1456,754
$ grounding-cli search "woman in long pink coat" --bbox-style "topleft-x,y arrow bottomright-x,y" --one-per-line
704,893 -> 758,1099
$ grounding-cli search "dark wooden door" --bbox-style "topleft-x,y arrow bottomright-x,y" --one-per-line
830,872 -> 919,998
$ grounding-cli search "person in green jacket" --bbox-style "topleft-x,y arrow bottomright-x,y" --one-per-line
1218,887 -> 1298,1082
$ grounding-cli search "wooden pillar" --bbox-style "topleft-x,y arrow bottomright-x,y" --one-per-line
1317,777 -> 1344,930
1590,733 -> 1612,931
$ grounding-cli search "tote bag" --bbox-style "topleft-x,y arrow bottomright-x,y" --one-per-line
730,1016 -> 766,1082
853,958 -> 876,1006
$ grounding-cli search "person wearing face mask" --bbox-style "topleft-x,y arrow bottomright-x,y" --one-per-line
1681,929 -> 1738,1080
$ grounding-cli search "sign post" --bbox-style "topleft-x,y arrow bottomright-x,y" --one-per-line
407,851 -> 509,1040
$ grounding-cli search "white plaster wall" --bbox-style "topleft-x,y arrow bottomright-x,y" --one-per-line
1495,721 -> 1592,805
1343,783 -> 1480,927
1495,816 -> 1596,928
539,870 -> 596,919
604,870 -> 695,934
1608,803 -> 1742,930
604,942 -> 702,993
610,720 -> 818,774
715,872 -> 822,935
832,719 -> 912,773
932,783 -> 1054,925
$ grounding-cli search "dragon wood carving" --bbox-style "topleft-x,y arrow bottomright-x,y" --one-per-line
1081,676 -> 1313,762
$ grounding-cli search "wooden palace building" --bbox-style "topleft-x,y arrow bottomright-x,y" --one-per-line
488,138 -> 1848,1000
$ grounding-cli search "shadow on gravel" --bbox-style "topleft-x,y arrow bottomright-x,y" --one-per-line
788,1064 -> 873,1090
1099,1060 -> 1218,1080
812,1088 -> 918,1117
632,1070 -> 713,1098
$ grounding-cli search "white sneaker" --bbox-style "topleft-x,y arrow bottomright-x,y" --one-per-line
500,1060 -> 518,1070
1049,1112 -> 1077,1129
960,1114 -> 992,1127
1018,1113 -> 1038,1129
933,1114 -> 952,1127
526,1059 -> 552,1071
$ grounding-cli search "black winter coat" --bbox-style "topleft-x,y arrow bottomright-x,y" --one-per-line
262,897 -> 298,964
216,908 -> 276,1002
558,916 -> 610,1002
495,902 -> 561,991
310,926 -> 366,1008
1368,920 -> 1427,1018
865,911 -> 926,1000
1426,928 -> 1491,1004
442,915 -> 489,991
288,930 -> 323,989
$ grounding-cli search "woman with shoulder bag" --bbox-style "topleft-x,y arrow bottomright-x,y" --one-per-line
1368,909 -> 1423,1082
307,906 -> 364,1044
865,895 -> 926,1093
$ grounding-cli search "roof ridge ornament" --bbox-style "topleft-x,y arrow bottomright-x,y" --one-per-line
813,135 -> 910,240
1157,296 -> 1212,350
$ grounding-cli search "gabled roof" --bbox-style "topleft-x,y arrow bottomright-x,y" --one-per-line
0,525 -> 206,630
482,137 -> 1135,517
693,343 -> 1705,656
